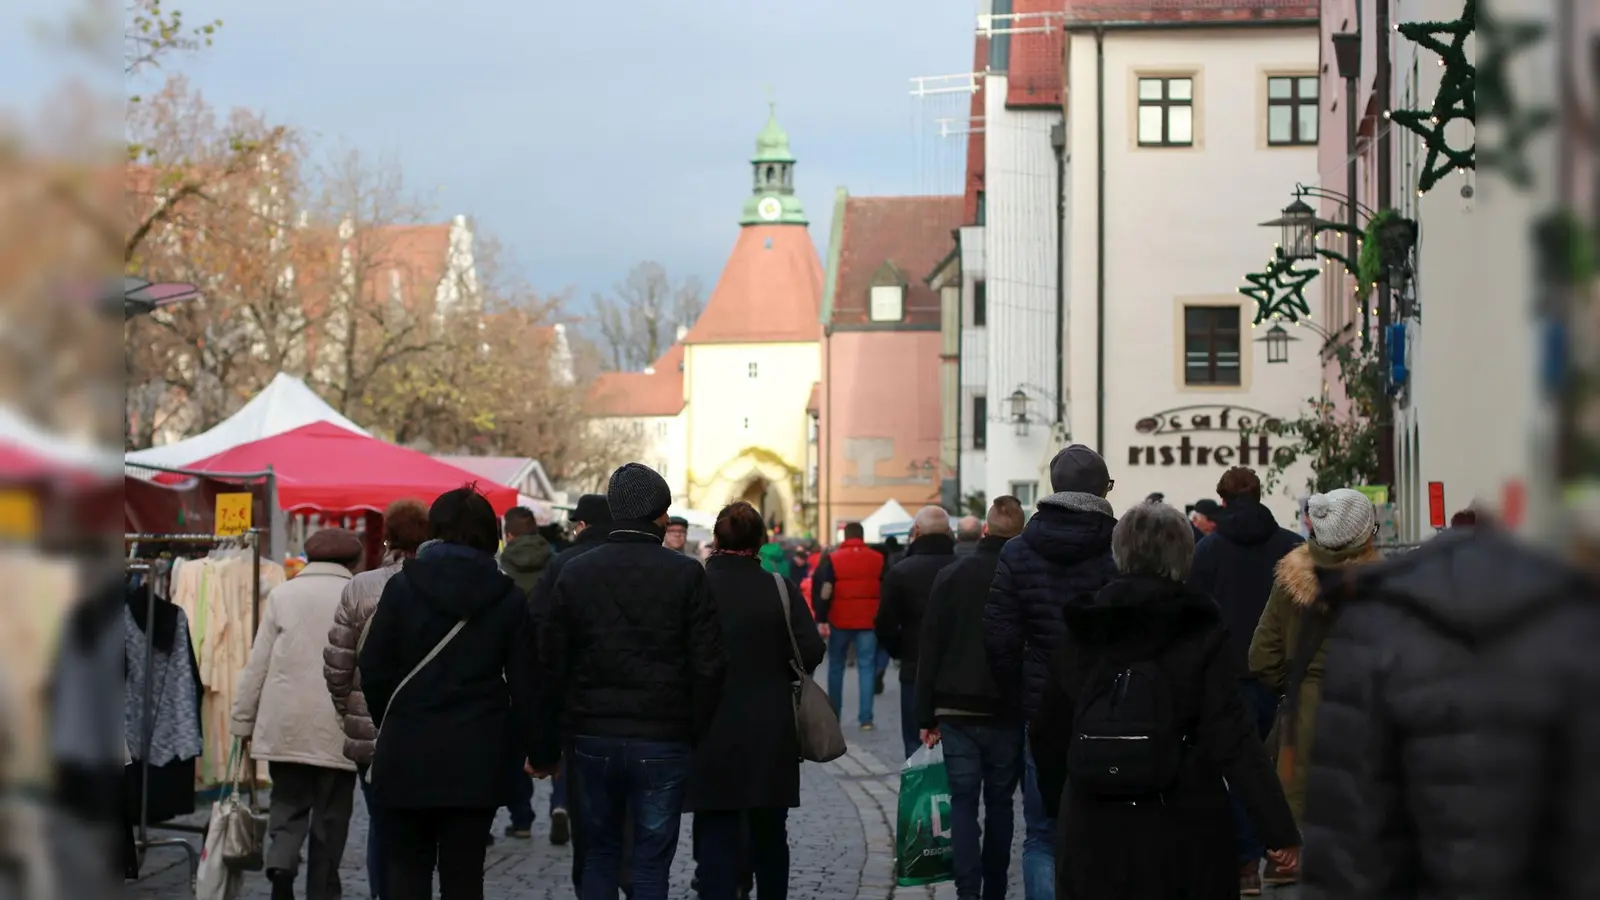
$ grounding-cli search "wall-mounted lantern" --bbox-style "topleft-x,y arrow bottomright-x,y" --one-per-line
1259,198 -> 1319,262
1256,322 -> 1298,364
1008,388 -> 1029,437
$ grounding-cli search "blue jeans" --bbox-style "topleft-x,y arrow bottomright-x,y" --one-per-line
899,685 -> 919,760
1231,678 -> 1280,865
507,757 -> 535,831
1021,745 -> 1055,900
827,629 -> 878,726
549,762 -> 568,814
942,722 -> 1023,900
571,736 -> 690,900
357,765 -> 385,900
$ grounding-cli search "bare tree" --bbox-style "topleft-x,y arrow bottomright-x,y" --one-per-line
592,261 -> 703,371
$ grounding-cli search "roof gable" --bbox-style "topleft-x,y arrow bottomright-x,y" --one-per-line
585,343 -> 686,418
825,195 -> 963,329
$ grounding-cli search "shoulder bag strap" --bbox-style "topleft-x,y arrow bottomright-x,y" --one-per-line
377,620 -> 467,724
771,573 -> 805,672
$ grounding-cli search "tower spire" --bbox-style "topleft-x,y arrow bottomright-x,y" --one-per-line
740,99 -> 806,226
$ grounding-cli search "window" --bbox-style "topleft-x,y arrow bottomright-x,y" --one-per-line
870,285 -> 904,322
1267,76 -> 1319,146
972,280 -> 988,327
1137,77 -> 1194,147
658,459 -> 668,479
747,361 -> 758,379
656,421 -> 668,438
1009,480 -> 1037,510
975,190 -> 986,226
972,395 -> 987,449
742,417 -> 750,430
1184,305 -> 1242,386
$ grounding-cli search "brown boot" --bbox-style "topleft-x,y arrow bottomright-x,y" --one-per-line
1264,858 -> 1298,885
1239,861 -> 1262,896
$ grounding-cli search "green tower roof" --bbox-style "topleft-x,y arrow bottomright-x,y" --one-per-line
752,102 -> 796,164
739,101 -> 806,226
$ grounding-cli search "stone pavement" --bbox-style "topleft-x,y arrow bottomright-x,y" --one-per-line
127,651 -> 1297,899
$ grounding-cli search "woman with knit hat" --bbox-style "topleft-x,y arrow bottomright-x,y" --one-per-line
1245,488 -> 1383,890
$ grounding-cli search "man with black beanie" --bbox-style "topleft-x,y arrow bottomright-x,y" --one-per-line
531,464 -> 725,900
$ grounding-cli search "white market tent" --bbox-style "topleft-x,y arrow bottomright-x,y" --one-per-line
0,406 -> 121,477
860,498 -> 913,543
126,373 -> 368,477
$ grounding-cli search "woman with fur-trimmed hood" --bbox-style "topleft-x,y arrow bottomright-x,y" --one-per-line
1248,490 -> 1381,828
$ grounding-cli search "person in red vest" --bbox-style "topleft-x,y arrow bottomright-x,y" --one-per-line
810,522 -> 884,731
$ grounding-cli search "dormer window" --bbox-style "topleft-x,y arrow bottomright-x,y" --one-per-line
870,286 -> 904,322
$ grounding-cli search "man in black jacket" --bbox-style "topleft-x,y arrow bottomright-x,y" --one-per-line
532,464 -> 725,900
876,506 -> 961,759
916,496 -> 1026,900
983,444 -> 1118,900
1185,466 -> 1302,893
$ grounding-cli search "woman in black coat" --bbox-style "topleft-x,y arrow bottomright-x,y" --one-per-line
359,487 -> 533,900
1030,501 -> 1298,900
690,501 -> 826,900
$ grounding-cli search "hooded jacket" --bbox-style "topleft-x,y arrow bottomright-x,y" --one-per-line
357,543 -> 532,809
983,492 -> 1118,716
1246,539 -> 1382,820
1300,530 -> 1600,900
1186,500 -> 1303,676
500,532 -> 553,597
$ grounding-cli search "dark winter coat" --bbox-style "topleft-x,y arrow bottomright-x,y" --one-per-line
531,522 -> 725,769
875,533 -> 959,684
689,555 -> 826,812
358,543 -> 532,810
1186,500 -> 1303,676
499,533 -> 553,597
1300,529 -> 1600,900
1030,575 -> 1298,900
519,523 -> 612,765
983,492 -> 1118,716
915,534 -> 1016,727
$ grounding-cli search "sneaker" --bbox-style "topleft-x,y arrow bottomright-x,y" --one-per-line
549,808 -> 570,846
1239,861 -> 1262,896
503,824 -> 532,839
1263,859 -> 1298,886
860,722 -> 875,732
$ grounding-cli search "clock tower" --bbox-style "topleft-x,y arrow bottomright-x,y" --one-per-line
739,103 -> 808,227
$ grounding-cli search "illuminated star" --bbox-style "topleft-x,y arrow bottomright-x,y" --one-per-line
1240,255 -> 1317,325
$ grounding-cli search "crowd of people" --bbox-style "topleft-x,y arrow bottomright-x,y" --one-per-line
215,442 -> 1599,900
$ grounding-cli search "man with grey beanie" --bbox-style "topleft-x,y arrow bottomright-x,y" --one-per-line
530,463 -> 725,900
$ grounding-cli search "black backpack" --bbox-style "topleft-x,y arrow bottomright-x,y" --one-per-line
1067,657 -> 1187,798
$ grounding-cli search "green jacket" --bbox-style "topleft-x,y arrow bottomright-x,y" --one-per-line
1247,538 -> 1381,821
499,533 -> 553,596
757,542 -> 792,578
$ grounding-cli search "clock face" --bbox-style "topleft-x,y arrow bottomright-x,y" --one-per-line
757,197 -> 783,221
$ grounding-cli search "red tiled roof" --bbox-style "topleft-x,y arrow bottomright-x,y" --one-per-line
585,343 -> 685,418
1063,0 -> 1319,26
1008,0 -> 1067,109
828,196 -> 963,328
683,225 -> 823,344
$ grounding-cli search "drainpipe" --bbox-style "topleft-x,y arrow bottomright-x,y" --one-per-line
955,232 -> 964,504
1375,0 -> 1395,491
1094,28 -> 1107,453
1052,121 -> 1067,426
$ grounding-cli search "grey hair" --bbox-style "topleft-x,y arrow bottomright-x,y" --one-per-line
956,515 -> 982,541
913,505 -> 951,536
1111,501 -> 1196,581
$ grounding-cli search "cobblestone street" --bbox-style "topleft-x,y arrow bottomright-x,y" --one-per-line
127,653 -> 1296,899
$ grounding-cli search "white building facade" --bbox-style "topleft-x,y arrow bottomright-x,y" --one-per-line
1064,17 -> 1323,524
958,223 -> 990,504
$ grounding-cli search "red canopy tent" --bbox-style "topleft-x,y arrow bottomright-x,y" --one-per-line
156,421 -> 519,514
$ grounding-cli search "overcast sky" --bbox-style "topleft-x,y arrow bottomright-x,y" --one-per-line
4,0 -> 979,316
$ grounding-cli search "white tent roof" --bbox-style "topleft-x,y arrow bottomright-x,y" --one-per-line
125,373 -> 368,476
860,498 -> 913,543
0,406 -> 120,476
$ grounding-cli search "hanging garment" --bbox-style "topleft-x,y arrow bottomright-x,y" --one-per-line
123,601 -> 203,766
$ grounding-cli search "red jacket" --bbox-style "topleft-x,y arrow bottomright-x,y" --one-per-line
799,551 -> 821,612
826,538 -> 883,630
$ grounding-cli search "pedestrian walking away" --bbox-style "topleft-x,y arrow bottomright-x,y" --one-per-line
983,444 -> 1119,900
498,505 -> 552,840
358,487 -> 535,900
234,528 -> 364,900
689,501 -> 826,900
875,506 -> 960,759
811,522 -> 885,731
916,496 -> 1028,900
1030,501 -> 1299,900
323,499 -> 431,900
530,463 -> 726,900
1184,466 -> 1302,894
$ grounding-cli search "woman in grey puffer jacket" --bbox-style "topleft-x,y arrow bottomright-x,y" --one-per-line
321,499 -> 428,900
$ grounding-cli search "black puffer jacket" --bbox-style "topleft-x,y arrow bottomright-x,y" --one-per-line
1186,500 -> 1302,676
984,492 -> 1118,716
1301,529 -> 1600,900
875,533 -> 959,683
518,523 -> 612,766
531,522 -> 725,768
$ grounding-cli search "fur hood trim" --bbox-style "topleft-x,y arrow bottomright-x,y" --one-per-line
1276,541 -> 1382,608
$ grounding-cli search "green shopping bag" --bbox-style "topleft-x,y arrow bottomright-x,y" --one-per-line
896,744 -> 954,886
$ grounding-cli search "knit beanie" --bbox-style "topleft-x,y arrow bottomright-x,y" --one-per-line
606,463 -> 673,523
1307,489 -> 1377,550
304,527 -> 363,564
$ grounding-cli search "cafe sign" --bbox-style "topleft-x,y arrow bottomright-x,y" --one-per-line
1128,405 -> 1296,468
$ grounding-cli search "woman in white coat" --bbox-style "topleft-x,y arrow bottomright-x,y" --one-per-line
232,528 -> 363,900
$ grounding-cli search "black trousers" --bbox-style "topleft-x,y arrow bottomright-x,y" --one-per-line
265,762 -> 356,900
694,809 -> 789,900
383,807 -> 495,900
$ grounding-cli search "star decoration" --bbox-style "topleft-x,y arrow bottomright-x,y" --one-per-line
1387,0 -> 1476,195
1240,253 -> 1318,325
1474,4 -> 1552,188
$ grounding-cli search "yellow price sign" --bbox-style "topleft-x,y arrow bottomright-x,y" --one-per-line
1355,485 -> 1389,506
214,493 -> 254,537
0,490 -> 39,540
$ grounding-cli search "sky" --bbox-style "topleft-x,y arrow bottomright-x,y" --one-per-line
3,0 -> 980,318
